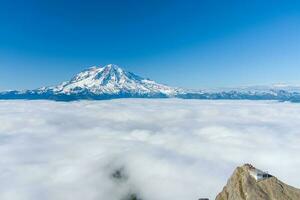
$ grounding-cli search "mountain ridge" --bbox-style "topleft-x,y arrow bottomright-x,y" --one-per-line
1,64 -> 300,102
38,64 -> 181,95
216,164 -> 300,200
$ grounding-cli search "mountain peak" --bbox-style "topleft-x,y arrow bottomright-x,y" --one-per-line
216,164 -> 300,200
99,64 -> 125,80
84,64 -> 122,73
105,64 -> 121,69
44,64 -> 179,97
84,64 -> 122,72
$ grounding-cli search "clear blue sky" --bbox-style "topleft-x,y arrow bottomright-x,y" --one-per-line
0,0 -> 300,90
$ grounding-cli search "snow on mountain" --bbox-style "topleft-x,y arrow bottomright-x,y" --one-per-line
0,64 -> 300,102
45,64 -> 180,96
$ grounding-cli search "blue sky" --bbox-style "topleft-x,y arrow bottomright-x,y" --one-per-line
0,0 -> 300,90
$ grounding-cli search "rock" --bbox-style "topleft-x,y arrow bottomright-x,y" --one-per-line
216,164 -> 300,200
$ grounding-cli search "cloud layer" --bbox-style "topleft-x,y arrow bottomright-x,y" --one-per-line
0,99 -> 300,200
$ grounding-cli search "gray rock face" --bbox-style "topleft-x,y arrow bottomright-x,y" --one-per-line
216,164 -> 300,200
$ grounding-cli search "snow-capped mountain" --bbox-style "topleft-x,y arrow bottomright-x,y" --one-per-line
47,64 -> 180,96
177,85 -> 300,102
0,64 -> 182,100
0,64 -> 300,102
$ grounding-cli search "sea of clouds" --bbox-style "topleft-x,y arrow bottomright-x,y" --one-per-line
0,99 -> 300,200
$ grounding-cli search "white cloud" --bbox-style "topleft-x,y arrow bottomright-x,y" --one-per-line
0,99 -> 300,200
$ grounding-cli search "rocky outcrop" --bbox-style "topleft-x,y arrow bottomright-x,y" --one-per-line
216,164 -> 300,200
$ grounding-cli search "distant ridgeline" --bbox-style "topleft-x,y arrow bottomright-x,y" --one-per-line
1,64 -> 300,102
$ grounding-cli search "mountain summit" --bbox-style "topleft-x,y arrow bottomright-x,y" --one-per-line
216,164 -> 300,200
0,64 -> 181,101
48,64 -> 179,96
